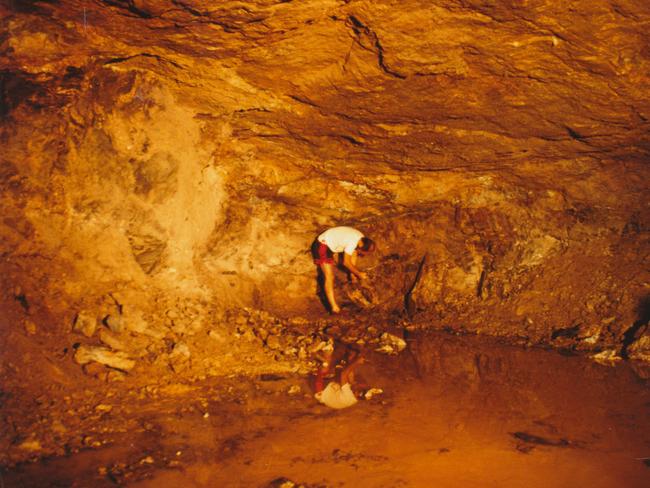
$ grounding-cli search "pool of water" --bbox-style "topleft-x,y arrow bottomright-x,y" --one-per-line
4,331 -> 649,487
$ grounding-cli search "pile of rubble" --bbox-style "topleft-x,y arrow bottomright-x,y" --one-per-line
69,291 -> 408,383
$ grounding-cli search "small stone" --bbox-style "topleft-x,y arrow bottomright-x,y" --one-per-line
288,385 -> 301,395
265,334 -> 281,350
104,314 -> 124,334
23,320 -> 37,335
140,456 -> 154,464
75,345 -> 135,371
255,327 -> 269,341
83,362 -> 106,378
170,342 -> 190,358
18,439 -> 42,451
364,388 -> 384,400
99,329 -> 128,351
375,333 -> 406,354
73,311 -> 97,337
627,335 -> 650,362
123,310 -> 148,334
208,330 -> 226,342
591,349 -> 621,365
242,329 -> 256,342
107,370 -> 126,382
95,404 -> 113,412
51,420 -> 67,434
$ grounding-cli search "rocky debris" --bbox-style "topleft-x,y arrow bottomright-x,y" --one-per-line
168,342 -> 191,373
627,334 -> 650,362
375,333 -> 407,355
104,314 -> 124,334
364,388 -> 383,400
74,345 -> 136,371
73,311 -> 98,338
267,478 -> 307,488
226,308 -> 410,374
344,282 -> 379,309
590,349 -> 622,366
99,329 -> 129,351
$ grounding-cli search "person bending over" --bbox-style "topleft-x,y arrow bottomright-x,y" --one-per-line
312,226 -> 375,314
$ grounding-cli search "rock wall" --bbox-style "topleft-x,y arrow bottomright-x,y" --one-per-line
1,0 -> 649,376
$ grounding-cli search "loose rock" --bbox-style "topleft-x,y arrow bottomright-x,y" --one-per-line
74,345 -> 136,371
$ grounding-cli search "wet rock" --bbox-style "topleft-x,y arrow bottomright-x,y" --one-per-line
73,311 -> 97,338
18,439 -> 42,452
267,478 -> 300,488
364,388 -> 383,400
74,345 -> 136,371
590,349 -> 622,365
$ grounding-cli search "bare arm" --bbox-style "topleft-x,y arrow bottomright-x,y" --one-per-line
342,252 -> 367,280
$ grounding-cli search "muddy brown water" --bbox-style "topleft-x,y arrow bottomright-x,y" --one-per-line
4,331 -> 649,487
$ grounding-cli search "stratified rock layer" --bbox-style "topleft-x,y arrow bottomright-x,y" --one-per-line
1,0 -> 649,386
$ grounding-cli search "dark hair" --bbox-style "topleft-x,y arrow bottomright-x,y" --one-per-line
359,237 -> 375,252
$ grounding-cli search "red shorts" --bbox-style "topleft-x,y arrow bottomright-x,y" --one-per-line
312,240 -> 335,265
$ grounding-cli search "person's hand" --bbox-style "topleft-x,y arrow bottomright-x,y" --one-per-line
358,272 -> 368,281
331,305 -> 341,314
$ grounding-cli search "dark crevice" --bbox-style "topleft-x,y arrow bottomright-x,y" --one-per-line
103,53 -> 183,69
0,70 -> 43,118
404,254 -> 428,317
511,432 -> 574,448
621,295 -> 650,359
339,134 -> 363,146
103,0 -> 153,18
289,95 -> 322,109
565,125 -> 587,141
347,15 -> 407,80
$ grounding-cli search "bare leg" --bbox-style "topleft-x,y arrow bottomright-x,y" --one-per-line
319,262 -> 340,313
340,352 -> 364,385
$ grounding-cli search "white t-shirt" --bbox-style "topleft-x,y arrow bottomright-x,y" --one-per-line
318,226 -> 364,255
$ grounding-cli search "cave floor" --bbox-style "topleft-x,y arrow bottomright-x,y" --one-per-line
3,331 -> 649,488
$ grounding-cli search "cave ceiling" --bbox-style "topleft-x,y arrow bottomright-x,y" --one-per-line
1,0 -> 649,321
